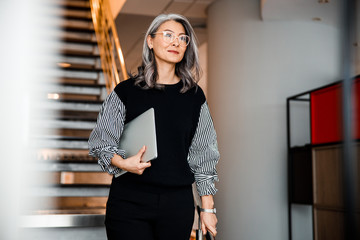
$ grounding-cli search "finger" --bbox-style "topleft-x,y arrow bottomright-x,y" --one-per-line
201,222 -> 207,235
207,227 -> 217,237
139,161 -> 151,169
137,145 -> 146,156
139,146 -> 147,161
137,166 -> 147,175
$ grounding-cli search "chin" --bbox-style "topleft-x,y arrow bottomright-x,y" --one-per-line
163,59 -> 182,64
169,56 -> 184,64
157,55 -> 184,65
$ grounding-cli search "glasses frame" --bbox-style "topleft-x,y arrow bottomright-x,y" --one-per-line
153,31 -> 190,47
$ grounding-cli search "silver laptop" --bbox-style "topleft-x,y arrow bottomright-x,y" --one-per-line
118,107 -> 158,165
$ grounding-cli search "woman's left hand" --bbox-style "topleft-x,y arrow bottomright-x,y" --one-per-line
200,212 -> 218,237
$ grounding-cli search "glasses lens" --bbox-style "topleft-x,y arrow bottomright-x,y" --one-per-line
162,32 -> 173,43
179,35 -> 190,46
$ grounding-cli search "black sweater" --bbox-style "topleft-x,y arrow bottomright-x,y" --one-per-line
114,78 -> 204,190
89,78 -> 219,195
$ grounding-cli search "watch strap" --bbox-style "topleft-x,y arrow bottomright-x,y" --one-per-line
200,207 -> 216,214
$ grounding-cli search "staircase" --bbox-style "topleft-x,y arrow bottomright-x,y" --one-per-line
21,1 -> 199,239
23,0 -> 111,233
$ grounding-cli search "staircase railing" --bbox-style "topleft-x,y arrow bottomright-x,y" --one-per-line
90,0 -> 128,93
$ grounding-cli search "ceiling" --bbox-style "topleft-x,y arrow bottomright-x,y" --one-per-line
114,0 -> 215,74
114,0 -> 345,74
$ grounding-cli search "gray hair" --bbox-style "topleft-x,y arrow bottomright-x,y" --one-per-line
133,13 -> 201,93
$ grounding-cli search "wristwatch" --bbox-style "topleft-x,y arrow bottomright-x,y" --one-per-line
200,207 -> 217,214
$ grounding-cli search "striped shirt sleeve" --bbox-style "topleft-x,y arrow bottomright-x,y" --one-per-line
88,91 -> 127,176
187,101 -> 220,196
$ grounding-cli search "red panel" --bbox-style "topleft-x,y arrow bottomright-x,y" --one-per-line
311,77 -> 360,145
311,84 -> 343,145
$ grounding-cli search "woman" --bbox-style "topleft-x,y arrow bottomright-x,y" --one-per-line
89,13 -> 219,240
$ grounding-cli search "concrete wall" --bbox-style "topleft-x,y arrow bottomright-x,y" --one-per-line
206,0 -> 342,239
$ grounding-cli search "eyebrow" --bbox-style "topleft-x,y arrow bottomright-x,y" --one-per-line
163,29 -> 186,35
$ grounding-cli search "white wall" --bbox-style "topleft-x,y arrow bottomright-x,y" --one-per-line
109,0 -> 126,18
206,0 -> 341,239
198,42 -> 208,97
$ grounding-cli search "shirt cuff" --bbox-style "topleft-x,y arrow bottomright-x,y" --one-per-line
195,174 -> 219,196
97,146 -> 126,175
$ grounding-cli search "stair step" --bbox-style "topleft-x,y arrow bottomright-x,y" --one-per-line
38,118 -> 96,138
60,19 -> 94,29
57,82 -> 105,88
62,24 -> 95,33
39,172 -> 111,185
55,69 -> 100,80
49,93 -> 101,102
37,139 -> 89,149
49,98 -> 104,104
56,109 -> 99,121
58,62 -> 101,72
30,186 -> 110,197
41,101 -> 102,112
45,128 -> 92,139
57,55 -> 100,66
38,148 -> 96,162
60,9 -> 93,21
62,36 -> 97,44
56,77 -> 101,86
60,32 -> 97,44
46,85 -> 102,95
34,208 -> 106,215
32,196 -> 107,211
58,62 -> 101,71
39,119 -> 96,130
62,172 -> 111,185
38,120 -> 95,140
41,136 -> 90,142
37,162 -> 100,172
21,213 -> 105,228
39,119 -> 95,138
60,49 -> 99,58
38,110 -> 99,122
57,0 -> 91,10
59,40 -> 98,51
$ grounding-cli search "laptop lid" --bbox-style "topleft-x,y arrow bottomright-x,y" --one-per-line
118,108 -> 158,163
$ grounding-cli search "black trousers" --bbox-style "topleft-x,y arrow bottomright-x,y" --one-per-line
105,184 -> 195,240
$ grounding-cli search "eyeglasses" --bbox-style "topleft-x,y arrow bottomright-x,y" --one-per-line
153,31 -> 190,47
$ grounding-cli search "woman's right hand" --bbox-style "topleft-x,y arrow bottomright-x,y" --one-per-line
111,146 -> 151,175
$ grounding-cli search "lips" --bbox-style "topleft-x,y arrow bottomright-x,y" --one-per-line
167,50 -> 179,54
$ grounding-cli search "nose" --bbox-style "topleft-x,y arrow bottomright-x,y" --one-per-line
172,37 -> 180,46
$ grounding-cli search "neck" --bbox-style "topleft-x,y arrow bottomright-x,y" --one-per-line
155,60 -> 179,85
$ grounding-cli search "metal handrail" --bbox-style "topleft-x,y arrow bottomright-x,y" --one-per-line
90,0 -> 128,93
